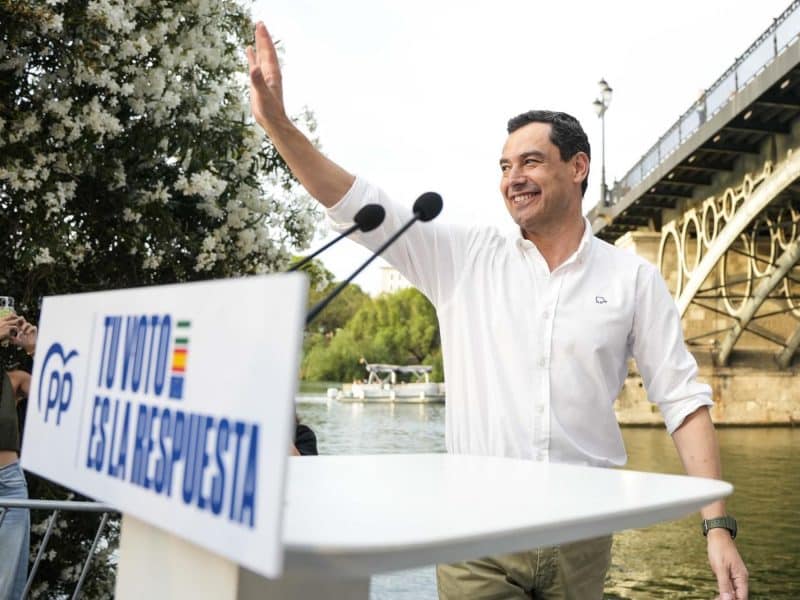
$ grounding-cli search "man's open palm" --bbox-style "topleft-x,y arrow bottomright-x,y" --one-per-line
247,22 -> 286,129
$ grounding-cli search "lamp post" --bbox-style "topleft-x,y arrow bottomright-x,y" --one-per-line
593,78 -> 613,206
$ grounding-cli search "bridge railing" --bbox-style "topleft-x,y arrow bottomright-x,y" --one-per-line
613,0 -> 800,203
0,498 -> 118,600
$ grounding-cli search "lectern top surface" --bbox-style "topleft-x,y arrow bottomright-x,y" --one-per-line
281,454 -> 731,577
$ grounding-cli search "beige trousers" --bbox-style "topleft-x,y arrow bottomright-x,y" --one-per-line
436,535 -> 613,600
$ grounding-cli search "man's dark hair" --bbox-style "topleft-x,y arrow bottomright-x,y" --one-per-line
507,110 -> 591,196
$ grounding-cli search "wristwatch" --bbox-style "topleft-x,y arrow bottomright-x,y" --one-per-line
702,516 -> 737,539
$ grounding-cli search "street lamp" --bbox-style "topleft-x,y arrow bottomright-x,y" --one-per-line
593,78 -> 613,206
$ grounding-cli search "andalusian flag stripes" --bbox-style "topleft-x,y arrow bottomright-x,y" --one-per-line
169,321 -> 191,399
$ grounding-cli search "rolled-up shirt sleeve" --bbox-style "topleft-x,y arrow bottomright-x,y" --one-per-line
629,264 -> 713,434
326,176 -> 475,307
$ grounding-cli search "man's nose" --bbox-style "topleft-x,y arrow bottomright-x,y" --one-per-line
508,166 -> 526,186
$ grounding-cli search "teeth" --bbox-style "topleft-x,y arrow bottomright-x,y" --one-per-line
512,193 -> 537,204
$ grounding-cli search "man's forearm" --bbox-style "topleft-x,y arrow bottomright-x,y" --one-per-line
671,406 -> 727,519
260,116 -> 355,208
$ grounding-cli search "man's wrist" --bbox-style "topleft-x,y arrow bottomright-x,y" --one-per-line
702,516 -> 737,539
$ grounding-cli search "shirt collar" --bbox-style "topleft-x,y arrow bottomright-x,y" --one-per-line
510,217 -> 594,267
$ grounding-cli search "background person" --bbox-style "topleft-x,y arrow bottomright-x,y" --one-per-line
246,22 -> 747,600
0,314 -> 36,600
291,413 -> 318,456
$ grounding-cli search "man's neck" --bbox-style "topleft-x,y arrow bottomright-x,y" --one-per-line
523,215 -> 586,272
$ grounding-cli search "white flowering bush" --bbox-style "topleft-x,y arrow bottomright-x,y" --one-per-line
0,0 -> 319,315
1,0 -> 320,596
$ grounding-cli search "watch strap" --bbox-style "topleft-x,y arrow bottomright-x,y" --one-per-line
702,516 -> 737,539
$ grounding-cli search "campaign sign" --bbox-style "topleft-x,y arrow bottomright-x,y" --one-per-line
21,274 -> 307,578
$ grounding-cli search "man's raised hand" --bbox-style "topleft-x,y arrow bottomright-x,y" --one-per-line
243,20 -> 355,207
247,22 -> 287,131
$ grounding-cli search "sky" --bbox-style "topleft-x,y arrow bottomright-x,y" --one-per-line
251,0 -> 792,294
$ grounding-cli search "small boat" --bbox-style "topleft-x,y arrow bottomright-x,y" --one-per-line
330,362 -> 445,403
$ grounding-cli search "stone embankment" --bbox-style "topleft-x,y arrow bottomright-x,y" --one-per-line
616,363 -> 800,426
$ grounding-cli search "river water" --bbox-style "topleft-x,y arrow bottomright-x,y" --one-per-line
296,395 -> 799,599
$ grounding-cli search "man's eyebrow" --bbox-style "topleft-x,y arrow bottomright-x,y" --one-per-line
499,150 -> 546,166
519,150 -> 546,160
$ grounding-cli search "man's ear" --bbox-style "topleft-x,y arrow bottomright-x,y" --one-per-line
572,152 -> 590,186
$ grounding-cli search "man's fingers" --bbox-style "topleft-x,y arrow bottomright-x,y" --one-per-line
246,46 -> 264,86
253,22 -> 281,82
246,45 -> 256,69
712,559 -> 735,600
732,567 -> 748,599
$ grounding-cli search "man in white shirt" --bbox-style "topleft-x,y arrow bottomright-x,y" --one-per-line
246,22 -> 748,600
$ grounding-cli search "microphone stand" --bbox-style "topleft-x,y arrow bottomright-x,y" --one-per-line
305,218 -> 419,326
287,224 -> 358,273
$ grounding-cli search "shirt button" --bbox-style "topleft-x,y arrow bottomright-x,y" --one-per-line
542,310 -> 550,320
539,357 -> 549,368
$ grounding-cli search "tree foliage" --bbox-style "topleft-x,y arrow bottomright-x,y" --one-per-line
0,1 -> 320,596
302,288 -> 443,382
0,0 -> 319,317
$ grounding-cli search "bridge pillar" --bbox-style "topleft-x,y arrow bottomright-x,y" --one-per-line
615,231 -> 661,266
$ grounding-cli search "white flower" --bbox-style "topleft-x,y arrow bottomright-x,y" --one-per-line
136,35 -> 152,56
118,40 -> 138,60
87,0 -> 129,33
56,180 -> 76,202
50,123 -> 66,140
175,169 -> 227,200
81,97 -> 123,140
43,192 -> 64,218
142,254 -> 162,270
41,13 -> 64,34
198,200 -> 224,219
67,242 -> 91,267
201,235 -> 217,252
34,248 -> 55,265
122,208 -> 141,222
138,181 -> 171,204
237,228 -> 256,256
110,163 -> 126,190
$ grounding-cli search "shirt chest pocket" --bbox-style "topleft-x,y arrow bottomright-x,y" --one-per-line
552,294 -> 634,365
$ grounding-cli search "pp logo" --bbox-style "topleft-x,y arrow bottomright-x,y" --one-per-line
38,343 -> 79,425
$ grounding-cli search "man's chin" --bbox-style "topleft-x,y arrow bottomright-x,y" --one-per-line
515,211 -> 541,230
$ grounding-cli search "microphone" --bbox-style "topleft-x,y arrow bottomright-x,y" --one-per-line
306,192 -> 443,325
287,203 -> 386,272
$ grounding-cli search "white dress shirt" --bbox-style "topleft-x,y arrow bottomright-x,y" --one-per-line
327,177 -> 712,467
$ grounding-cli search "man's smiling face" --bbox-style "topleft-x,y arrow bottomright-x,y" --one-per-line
499,121 -> 584,238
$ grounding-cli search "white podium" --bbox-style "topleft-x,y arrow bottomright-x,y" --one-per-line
116,454 -> 732,599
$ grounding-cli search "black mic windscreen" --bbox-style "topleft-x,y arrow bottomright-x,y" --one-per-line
353,204 -> 386,232
413,192 -> 443,222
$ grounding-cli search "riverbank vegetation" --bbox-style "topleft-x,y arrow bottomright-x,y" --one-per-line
300,262 -> 443,383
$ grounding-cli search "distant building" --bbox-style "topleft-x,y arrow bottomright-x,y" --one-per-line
378,265 -> 411,295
